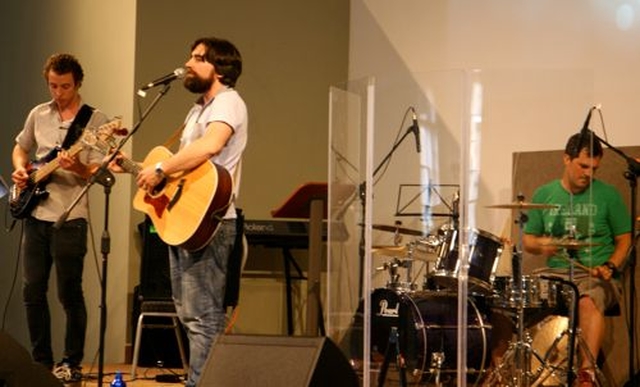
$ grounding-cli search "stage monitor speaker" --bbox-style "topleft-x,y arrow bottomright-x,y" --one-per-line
197,335 -> 358,387
0,332 -> 62,387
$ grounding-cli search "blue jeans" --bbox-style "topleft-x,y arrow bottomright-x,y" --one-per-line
22,217 -> 88,368
169,220 -> 235,387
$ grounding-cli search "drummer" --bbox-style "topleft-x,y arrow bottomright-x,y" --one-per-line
522,130 -> 631,386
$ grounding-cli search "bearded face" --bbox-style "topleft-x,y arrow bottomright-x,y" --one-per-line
183,71 -> 214,94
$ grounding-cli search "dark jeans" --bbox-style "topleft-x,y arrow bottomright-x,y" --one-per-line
22,217 -> 88,368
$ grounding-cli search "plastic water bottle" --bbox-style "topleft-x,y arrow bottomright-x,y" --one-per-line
110,370 -> 127,387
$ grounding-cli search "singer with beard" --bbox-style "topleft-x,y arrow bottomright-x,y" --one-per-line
112,37 -> 247,387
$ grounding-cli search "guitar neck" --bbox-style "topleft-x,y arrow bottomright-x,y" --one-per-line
117,157 -> 142,177
31,142 -> 84,184
29,119 -> 124,184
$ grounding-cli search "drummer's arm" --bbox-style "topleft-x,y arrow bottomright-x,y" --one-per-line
523,233 -> 558,258
593,232 -> 632,279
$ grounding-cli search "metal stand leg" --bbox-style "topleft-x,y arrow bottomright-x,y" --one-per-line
377,327 -> 407,387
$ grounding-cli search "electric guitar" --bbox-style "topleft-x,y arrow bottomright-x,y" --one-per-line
81,133 -> 233,251
9,119 -> 123,219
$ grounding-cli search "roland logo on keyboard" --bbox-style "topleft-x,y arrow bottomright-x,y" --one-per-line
244,222 -> 276,233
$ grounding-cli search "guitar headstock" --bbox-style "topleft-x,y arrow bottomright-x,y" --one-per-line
81,118 -> 127,154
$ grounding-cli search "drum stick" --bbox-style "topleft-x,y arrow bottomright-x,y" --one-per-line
560,254 -> 592,272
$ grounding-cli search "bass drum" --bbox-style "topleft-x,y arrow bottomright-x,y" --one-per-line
528,315 -> 570,386
350,289 -> 491,384
485,315 -> 608,387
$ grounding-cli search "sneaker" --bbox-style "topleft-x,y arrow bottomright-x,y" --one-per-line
52,362 -> 83,383
577,368 -> 596,387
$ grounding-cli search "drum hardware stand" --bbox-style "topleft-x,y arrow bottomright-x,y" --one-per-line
377,326 -> 407,387
378,254 -> 418,292
564,230 -> 580,386
539,274 -> 579,386
430,351 -> 445,387
510,209 -> 579,386
511,196 -> 533,387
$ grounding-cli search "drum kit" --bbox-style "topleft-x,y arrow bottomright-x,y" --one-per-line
350,197 -> 609,387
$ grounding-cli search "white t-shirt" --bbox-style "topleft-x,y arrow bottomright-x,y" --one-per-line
181,87 -> 248,219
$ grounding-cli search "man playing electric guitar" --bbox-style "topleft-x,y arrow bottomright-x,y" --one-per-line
10,53 -> 111,383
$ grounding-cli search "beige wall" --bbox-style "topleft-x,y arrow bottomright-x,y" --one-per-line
0,0 -> 136,365
350,0 -> 640,233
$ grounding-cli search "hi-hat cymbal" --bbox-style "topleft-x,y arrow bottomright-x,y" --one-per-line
543,239 -> 602,249
372,245 -> 407,256
372,244 -> 437,261
371,224 -> 424,236
486,202 -> 560,210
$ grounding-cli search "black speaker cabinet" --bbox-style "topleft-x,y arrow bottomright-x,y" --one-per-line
197,335 -> 358,387
0,332 -> 62,387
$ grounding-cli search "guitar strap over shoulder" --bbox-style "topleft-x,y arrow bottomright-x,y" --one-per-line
162,123 -> 186,152
61,104 -> 95,149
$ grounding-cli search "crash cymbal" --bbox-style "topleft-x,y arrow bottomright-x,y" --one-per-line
486,202 -> 560,210
371,224 -> 424,236
543,239 -> 602,249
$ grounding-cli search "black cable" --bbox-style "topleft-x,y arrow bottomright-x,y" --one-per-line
1,219 -> 23,331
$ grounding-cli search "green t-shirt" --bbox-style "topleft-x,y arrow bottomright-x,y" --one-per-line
524,179 -> 630,268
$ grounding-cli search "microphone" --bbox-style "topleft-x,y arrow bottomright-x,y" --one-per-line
410,108 -> 421,153
137,68 -> 186,96
581,106 -> 595,133
579,105 -> 600,147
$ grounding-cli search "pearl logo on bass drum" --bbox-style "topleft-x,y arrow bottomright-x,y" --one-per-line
376,298 -> 399,318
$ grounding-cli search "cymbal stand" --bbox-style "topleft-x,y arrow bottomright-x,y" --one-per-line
538,273 -> 579,386
563,227 -> 579,385
510,204 -> 531,387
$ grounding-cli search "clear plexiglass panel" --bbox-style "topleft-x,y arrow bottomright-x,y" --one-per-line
326,68 -> 599,386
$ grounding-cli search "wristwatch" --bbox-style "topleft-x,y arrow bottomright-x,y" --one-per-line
154,162 -> 166,178
603,261 -> 618,275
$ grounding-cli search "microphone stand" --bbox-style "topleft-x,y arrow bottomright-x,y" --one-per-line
54,82 -> 175,386
366,125 -> 417,387
589,131 -> 640,385
54,163 -> 115,387
357,123 -> 419,299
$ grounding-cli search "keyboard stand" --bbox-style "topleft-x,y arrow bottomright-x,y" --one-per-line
271,182 -> 328,336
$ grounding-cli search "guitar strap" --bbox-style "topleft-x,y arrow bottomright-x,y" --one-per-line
162,123 -> 186,152
61,104 -> 95,149
163,121 -> 242,208
163,121 -> 241,202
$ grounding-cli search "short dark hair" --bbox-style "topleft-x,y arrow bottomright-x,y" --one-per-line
564,130 -> 603,159
42,53 -> 84,85
191,37 -> 242,87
